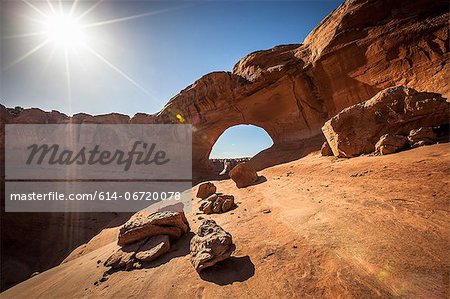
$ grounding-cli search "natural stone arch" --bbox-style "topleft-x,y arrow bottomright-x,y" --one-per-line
160,71 -> 329,180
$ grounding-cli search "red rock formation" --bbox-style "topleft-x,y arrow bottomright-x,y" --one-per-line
322,86 -> 449,157
1,0 -> 449,290
2,0 -> 448,180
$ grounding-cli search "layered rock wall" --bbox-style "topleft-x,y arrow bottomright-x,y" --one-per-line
2,0 -> 448,180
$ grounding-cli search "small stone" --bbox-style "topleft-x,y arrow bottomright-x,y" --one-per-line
199,194 -> 234,214
99,276 -> 108,283
196,182 -> 216,199
221,196 -> 235,212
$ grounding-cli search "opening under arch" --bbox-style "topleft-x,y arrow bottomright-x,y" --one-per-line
209,124 -> 274,176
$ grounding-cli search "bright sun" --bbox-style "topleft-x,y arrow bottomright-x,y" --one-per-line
43,13 -> 85,48
4,0 -> 170,103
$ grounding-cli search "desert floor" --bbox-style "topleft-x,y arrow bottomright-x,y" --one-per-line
3,143 -> 449,298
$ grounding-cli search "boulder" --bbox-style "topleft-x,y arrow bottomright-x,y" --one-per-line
190,219 -> 235,272
321,141 -> 333,156
199,194 -> 235,214
322,87 -> 449,157
408,127 -> 437,147
196,182 -> 216,199
135,235 -> 170,262
229,163 -> 258,188
375,134 -> 409,155
118,211 -> 189,246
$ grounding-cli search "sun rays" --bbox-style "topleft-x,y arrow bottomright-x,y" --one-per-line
1,0 -> 189,107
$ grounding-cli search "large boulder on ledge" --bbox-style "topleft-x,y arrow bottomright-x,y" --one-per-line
321,86 -> 449,157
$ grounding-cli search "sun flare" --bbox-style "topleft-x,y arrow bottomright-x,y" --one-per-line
3,0 -> 184,104
43,13 -> 85,49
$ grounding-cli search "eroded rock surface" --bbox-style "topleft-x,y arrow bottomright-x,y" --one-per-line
118,211 -> 189,246
375,134 -> 409,155
408,127 -> 437,147
190,220 -> 235,272
2,0 -> 448,182
322,87 -> 449,157
229,163 -> 258,188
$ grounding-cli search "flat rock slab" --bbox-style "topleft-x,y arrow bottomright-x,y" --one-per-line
135,235 -> 170,262
118,211 -> 189,246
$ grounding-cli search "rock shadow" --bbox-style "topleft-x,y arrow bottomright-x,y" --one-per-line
103,231 -> 195,280
248,175 -> 267,187
141,231 -> 195,269
199,255 -> 255,285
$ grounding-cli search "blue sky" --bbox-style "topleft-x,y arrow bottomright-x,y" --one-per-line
1,0 -> 341,158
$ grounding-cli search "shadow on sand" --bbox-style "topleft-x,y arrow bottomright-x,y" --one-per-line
142,231 -> 195,269
199,255 -> 255,285
248,175 -> 267,187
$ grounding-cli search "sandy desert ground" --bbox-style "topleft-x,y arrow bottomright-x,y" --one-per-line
3,143 -> 449,298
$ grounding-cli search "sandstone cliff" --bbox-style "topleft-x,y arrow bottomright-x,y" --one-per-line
2,0 -> 448,180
